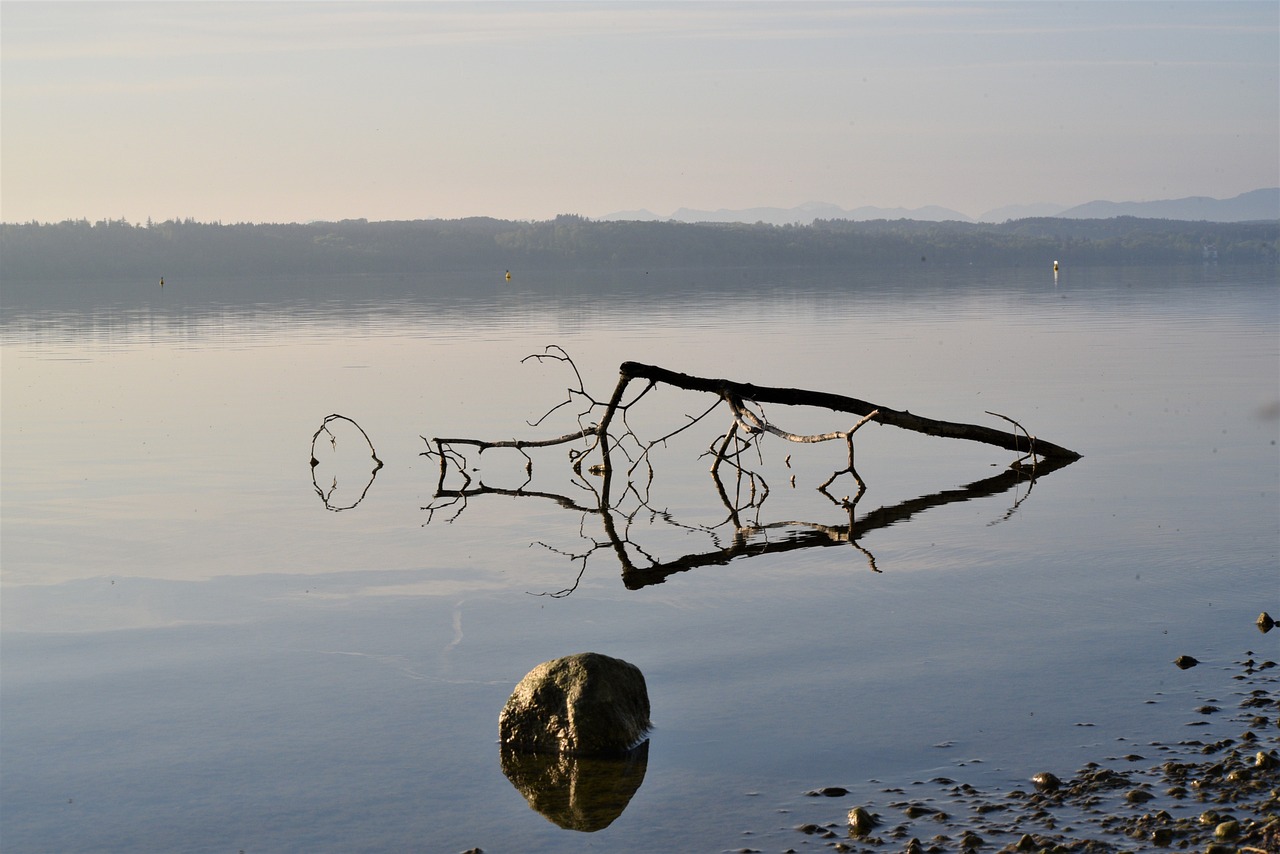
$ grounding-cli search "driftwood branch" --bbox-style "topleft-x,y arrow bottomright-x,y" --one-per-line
618,361 -> 1080,461
414,352 -> 1083,587
311,413 -> 384,470
428,427 -> 600,454
422,355 -> 1080,502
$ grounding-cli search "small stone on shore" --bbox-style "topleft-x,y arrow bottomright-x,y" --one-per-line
847,806 -> 879,836
1031,771 -> 1061,793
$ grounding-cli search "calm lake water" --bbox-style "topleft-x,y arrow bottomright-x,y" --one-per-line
2,263 -> 1277,852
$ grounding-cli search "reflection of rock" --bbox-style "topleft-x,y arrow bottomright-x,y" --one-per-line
499,652 -> 651,756
500,740 -> 649,831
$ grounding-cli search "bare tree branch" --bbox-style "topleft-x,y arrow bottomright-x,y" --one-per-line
619,361 -> 1080,460
412,351 -> 1081,589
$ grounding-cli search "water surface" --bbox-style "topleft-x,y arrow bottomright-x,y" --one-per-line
3,264 -> 1277,852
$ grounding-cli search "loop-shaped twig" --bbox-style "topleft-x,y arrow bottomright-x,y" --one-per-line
311,413 -> 383,470
309,413 -> 383,511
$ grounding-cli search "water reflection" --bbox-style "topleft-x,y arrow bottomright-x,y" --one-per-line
500,741 -> 650,832
423,448 -> 1075,590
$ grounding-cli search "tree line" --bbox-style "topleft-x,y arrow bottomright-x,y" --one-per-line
1,214 -> 1275,281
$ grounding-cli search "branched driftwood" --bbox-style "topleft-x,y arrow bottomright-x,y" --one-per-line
612,361 -> 1080,461
421,351 -> 1079,485
415,349 -> 1081,588
311,413 -> 384,469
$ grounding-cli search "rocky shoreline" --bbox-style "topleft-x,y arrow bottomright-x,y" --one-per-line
785,637 -> 1278,854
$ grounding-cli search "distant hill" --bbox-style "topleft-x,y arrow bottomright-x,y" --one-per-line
3,214 -> 1275,283
1057,189 -> 1279,222
607,189 -> 1279,226
603,202 -> 972,225
976,203 -> 1070,222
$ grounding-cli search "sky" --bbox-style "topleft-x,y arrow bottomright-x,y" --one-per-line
2,1 -> 1277,224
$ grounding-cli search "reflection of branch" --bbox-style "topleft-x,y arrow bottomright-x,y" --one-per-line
423,482 -> 600,520
422,449 -> 1075,589
528,540 -> 596,598
615,455 -> 1076,588
706,430 -> 769,529
309,413 -> 383,511
986,465 -> 1036,527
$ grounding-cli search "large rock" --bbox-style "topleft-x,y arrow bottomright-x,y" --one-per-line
499,652 -> 651,756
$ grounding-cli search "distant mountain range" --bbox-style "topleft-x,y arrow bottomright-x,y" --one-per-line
602,188 -> 1279,225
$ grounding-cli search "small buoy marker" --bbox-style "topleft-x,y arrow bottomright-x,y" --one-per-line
505,270 -> 512,281
160,276 -> 165,286
1053,260 -> 1059,273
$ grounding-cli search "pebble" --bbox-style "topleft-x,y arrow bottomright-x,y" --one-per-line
806,786 -> 848,797
1030,771 -> 1061,792
847,806 -> 879,836
1214,819 -> 1241,840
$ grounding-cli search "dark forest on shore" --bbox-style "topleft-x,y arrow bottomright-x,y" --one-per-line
2,214 -> 1276,282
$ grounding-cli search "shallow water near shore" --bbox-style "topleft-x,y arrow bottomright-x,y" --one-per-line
2,263 -> 1277,852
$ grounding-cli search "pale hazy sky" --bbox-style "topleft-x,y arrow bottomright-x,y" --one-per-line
2,1 -> 1277,224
